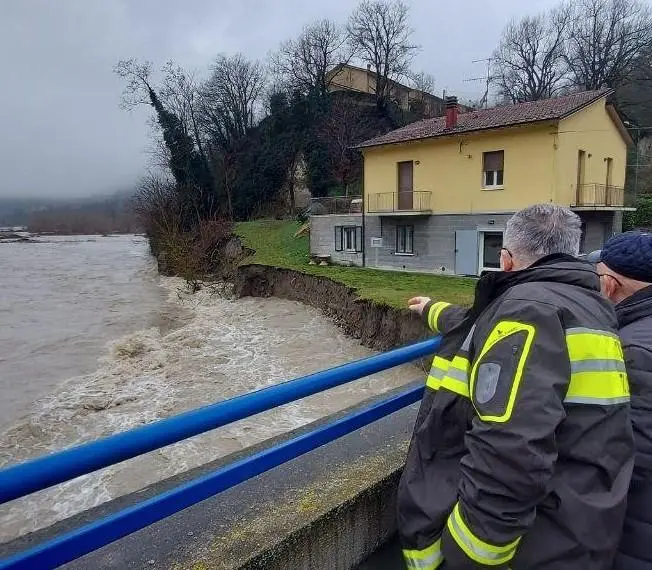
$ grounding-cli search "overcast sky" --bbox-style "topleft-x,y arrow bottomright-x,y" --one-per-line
0,0 -> 560,199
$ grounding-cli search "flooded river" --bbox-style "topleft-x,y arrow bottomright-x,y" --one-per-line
0,235 -> 416,542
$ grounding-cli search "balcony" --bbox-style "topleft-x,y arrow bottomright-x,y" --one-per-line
367,191 -> 433,215
310,195 -> 362,215
572,184 -> 630,209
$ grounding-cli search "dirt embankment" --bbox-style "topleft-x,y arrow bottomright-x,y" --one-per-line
234,264 -> 429,352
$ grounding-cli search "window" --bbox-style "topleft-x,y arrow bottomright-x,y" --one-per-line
483,151 -> 504,188
396,225 -> 414,254
334,226 -> 363,253
481,232 -> 503,269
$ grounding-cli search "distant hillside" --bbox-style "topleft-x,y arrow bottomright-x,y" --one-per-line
0,193 -> 140,234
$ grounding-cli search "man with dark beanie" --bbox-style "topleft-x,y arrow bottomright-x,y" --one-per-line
588,232 -> 652,570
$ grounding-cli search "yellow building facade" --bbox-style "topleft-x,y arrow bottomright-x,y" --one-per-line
310,90 -> 633,276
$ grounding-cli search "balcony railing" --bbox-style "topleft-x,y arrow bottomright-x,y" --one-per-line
310,195 -> 362,215
573,184 -> 625,207
367,191 -> 432,214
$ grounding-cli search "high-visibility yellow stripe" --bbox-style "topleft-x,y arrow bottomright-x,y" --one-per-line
403,539 -> 443,570
470,320 -> 536,423
447,503 -> 520,566
427,301 -> 451,333
565,328 -> 629,405
566,327 -> 623,361
440,355 -> 470,398
426,356 -> 450,391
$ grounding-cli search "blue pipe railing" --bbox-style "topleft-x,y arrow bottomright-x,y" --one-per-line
0,336 -> 441,570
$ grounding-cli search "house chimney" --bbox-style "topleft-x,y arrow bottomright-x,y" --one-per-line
445,96 -> 459,129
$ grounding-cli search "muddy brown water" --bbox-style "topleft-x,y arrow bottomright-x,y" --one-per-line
0,235 -> 418,543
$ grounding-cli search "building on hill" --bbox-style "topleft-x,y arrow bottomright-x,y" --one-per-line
310,89 -> 635,276
326,63 -> 461,119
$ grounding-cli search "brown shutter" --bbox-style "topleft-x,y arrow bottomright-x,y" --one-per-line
483,151 -> 504,171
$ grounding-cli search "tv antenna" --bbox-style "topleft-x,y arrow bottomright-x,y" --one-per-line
463,58 -> 493,109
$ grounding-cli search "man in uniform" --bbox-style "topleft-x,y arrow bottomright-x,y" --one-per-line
586,232 -> 652,570
400,204 -> 633,570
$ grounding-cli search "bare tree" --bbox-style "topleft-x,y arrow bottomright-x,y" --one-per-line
406,70 -> 436,117
492,7 -> 571,103
347,0 -> 419,110
199,53 -> 266,148
271,19 -> 351,96
566,0 -> 652,90
114,59 -> 155,109
159,62 -> 207,163
318,96 -> 372,195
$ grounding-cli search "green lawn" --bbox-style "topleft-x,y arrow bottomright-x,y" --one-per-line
235,220 -> 475,308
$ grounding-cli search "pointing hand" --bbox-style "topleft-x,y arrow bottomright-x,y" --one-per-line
407,296 -> 431,316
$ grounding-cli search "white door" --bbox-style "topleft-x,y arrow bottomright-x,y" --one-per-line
455,230 -> 479,275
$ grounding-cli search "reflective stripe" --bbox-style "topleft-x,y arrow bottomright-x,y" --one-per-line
565,328 -> 629,406
403,539 -> 443,570
447,503 -> 520,566
440,355 -> 470,398
566,328 -> 622,361
426,356 -> 450,391
428,301 -> 451,333
570,359 -> 626,373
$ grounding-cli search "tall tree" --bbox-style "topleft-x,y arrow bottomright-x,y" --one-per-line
347,0 -> 419,111
200,54 -> 266,148
199,54 -> 267,217
492,7 -> 571,103
271,19 -> 351,96
566,0 -> 652,90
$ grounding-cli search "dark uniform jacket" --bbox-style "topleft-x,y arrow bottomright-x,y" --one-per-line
613,285 -> 652,570
398,255 -> 634,570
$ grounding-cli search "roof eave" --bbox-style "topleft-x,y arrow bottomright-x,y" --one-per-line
356,117 -> 560,150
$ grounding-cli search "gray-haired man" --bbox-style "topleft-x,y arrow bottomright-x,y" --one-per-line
398,204 -> 633,570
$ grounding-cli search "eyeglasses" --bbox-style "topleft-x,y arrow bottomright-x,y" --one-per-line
598,273 -> 623,287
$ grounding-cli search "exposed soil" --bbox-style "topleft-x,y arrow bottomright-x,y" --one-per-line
234,264 -> 429,352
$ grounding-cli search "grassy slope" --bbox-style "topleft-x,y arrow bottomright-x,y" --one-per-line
235,220 -> 475,308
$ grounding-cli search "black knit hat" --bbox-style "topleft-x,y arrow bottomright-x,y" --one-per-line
600,231 -> 652,283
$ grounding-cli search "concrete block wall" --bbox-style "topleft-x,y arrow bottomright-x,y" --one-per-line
365,213 -> 513,275
579,211 -> 618,253
310,214 -> 363,266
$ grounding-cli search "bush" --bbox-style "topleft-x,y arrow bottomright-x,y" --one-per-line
133,174 -> 234,284
623,195 -> 652,231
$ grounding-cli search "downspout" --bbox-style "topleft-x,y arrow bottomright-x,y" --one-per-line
361,157 -> 366,268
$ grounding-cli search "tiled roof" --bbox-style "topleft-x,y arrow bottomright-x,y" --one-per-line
357,89 -> 613,149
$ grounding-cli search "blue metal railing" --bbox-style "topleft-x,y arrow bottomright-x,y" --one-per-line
0,336 -> 441,570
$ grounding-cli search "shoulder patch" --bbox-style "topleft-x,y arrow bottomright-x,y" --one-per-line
475,362 -> 501,404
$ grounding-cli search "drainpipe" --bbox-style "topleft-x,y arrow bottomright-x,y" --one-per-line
361,161 -> 366,268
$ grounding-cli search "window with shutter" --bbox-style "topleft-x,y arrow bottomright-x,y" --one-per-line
355,226 -> 363,252
482,151 -> 505,189
334,226 -> 343,251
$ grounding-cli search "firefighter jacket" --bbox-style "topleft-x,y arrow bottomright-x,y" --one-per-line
397,254 -> 634,570
613,285 -> 652,570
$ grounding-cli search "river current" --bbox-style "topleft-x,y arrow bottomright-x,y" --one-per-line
0,235 -> 416,542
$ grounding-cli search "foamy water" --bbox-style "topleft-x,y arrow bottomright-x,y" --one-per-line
0,236 -> 417,543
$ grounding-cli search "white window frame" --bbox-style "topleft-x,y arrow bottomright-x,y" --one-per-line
478,230 -> 504,273
482,151 -> 505,190
343,227 -> 357,253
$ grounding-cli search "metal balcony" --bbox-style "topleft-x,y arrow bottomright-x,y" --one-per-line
572,184 -> 627,208
367,191 -> 432,215
310,196 -> 362,215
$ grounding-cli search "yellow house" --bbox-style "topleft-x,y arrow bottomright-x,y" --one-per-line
310,89 -> 632,275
